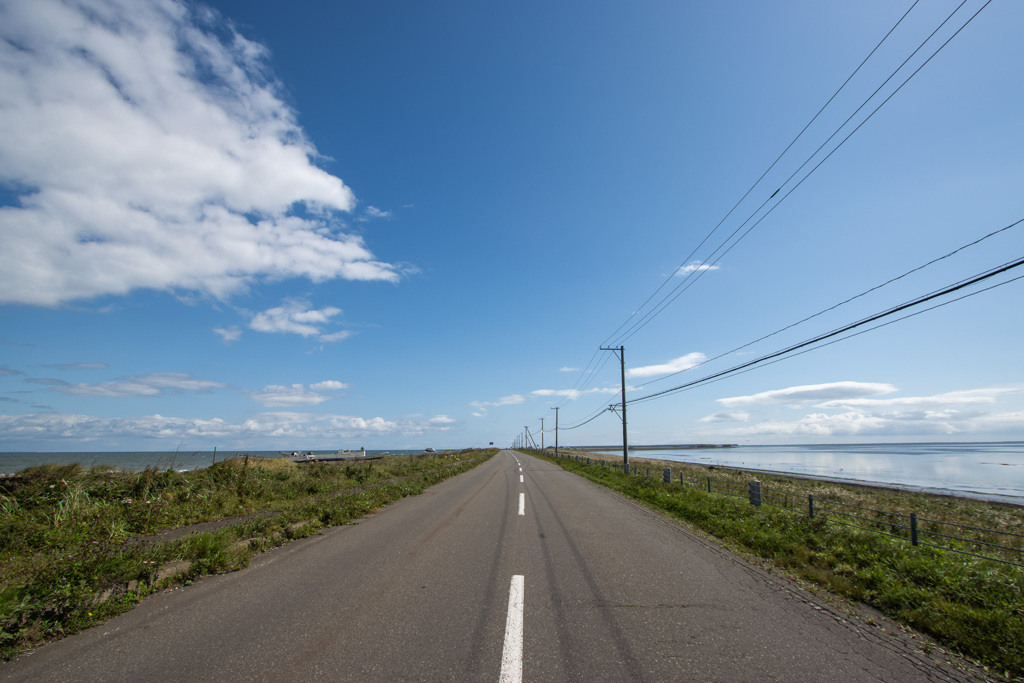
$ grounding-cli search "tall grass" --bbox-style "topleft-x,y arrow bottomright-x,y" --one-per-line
528,449 -> 1024,679
0,449 -> 496,660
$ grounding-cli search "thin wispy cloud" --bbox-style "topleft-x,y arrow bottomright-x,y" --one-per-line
0,0 -> 402,307
469,394 -> 525,416
699,410 -> 750,423
531,387 -> 636,399
674,261 -> 718,276
627,353 -> 706,379
718,382 -> 897,407
55,372 -> 227,397
42,363 -> 109,371
214,326 -> 242,344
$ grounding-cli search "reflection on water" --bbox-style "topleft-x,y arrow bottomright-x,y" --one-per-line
602,443 -> 1024,504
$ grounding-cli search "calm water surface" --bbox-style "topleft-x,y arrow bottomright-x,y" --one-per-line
595,442 -> 1024,504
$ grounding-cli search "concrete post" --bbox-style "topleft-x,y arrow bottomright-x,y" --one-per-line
748,480 -> 762,507
663,468 -> 671,483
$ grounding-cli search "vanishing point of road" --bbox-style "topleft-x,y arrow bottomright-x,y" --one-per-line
2,450 -> 984,681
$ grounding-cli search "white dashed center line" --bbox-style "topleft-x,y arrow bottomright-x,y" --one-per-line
499,575 -> 524,683
518,492 -> 525,516
520,475 -> 523,483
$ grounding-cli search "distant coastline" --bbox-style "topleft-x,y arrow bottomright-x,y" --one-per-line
573,444 -> 737,451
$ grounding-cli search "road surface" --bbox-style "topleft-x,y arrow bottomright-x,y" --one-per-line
1,450 -> 982,681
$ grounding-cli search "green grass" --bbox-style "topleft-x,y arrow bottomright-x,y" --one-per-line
0,449 -> 496,660
527,449 -> 1024,679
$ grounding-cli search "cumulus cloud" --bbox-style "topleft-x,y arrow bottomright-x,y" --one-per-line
718,381 -> 897,407
815,388 -> 1016,409
627,353 -> 706,379
249,381 -> 349,407
249,299 -> 351,342
0,410 -> 456,444
696,386 -> 1024,441
0,0 -> 401,307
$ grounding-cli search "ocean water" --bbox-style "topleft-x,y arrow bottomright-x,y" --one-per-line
0,449 -> 422,475
593,442 -> 1024,504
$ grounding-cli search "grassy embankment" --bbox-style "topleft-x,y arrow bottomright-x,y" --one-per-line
524,448 -> 1024,679
0,448 -> 497,661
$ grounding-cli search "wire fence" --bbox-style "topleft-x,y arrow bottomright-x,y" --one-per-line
551,451 -> 1024,568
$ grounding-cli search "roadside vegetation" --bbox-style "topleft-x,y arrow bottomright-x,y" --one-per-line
0,449 -> 497,661
526,449 -> 1024,679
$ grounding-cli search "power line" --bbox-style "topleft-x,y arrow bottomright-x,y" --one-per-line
605,0 -> 989,347
628,253 -> 1024,405
599,0 -> 923,349
638,217 -> 1023,388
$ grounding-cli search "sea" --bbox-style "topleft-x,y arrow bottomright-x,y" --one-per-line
0,449 -> 420,476
3,443 -> 1023,506
591,442 -> 1024,505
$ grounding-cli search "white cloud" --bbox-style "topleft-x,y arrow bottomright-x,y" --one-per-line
55,372 -> 226,397
0,0 -> 402,307
469,394 -> 525,415
718,381 -> 897,407
365,206 -> 392,219
250,381 -> 348,407
249,300 -> 350,342
559,366 -> 579,372
214,326 -> 242,344
59,382 -> 162,398
530,387 -> 639,399
674,261 -> 719,276
43,363 -> 109,370
627,353 -> 707,379
699,410 -> 750,423
815,388 -> 1016,409
310,380 -> 349,391
0,410 -> 456,444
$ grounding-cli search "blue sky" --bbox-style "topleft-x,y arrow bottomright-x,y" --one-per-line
1,0 -> 1022,452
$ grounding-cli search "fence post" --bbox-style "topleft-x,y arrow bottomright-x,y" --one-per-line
587,457 -> 590,465
663,468 -> 671,483
748,480 -> 762,507
910,512 -> 919,546
680,472 -> 684,486
808,494 -> 815,518
707,476 -> 712,493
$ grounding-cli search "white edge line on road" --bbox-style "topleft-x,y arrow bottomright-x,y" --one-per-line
499,575 -> 524,683
518,492 -> 525,516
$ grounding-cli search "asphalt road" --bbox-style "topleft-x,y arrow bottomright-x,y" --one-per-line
2,450 -> 983,681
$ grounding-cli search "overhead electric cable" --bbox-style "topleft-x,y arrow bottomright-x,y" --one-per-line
638,217 -> 1023,388
646,270 -> 1024,399
599,0 -> 923,349
628,253 -> 1024,405
606,0 -> 989,347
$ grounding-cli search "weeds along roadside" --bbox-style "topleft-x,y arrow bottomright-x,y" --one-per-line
0,448 -> 498,661
523,449 -> 1024,680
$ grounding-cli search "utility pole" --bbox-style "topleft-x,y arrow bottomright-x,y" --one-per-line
600,345 -> 628,474
539,417 -> 545,450
551,406 -> 559,458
